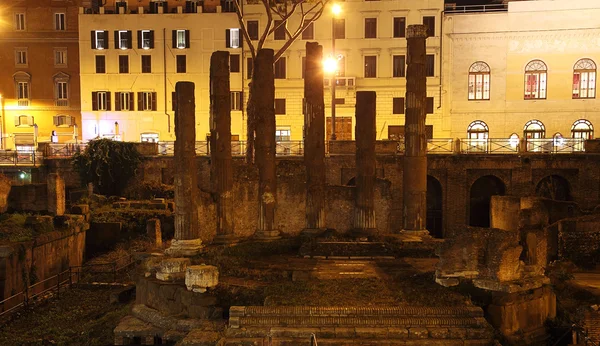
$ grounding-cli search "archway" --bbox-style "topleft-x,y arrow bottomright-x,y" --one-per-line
426,176 -> 443,238
469,175 -> 506,227
536,175 -> 571,201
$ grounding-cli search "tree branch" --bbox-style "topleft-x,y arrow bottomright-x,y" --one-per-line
233,0 -> 257,61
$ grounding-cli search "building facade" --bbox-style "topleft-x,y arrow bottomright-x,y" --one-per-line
78,0 -> 444,143
0,0 -> 82,151
443,0 -> 600,150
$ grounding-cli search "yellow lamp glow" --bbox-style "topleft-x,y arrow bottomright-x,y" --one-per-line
323,56 -> 338,74
332,3 -> 342,16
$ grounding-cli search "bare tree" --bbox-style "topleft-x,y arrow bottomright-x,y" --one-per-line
232,0 -> 330,163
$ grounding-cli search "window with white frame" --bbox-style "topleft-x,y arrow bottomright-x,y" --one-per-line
15,13 -> 25,31
524,60 -> 547,99
523,119 -> 546,139
14,71 -> 31,106
117,30 -> 131,49
141,133 -> 160,143
54,72 -> 70,106
275,128 -> 291,142
121,92 -> 131,111
54,13 -> 65,31
92,30 -> 108,50
92,91 -> 109,111
226,28 -> 240,48
231,91 -> 242,111
468,61 -> 490,100
174,30 -> 189,49
16,115 -> 34,127
571,119 -> 594,139
573,58 -> 596,99
140,30 -> 153,49
139,92 -> 156,111
53,115 -> 74,127
17,82 -> 29,100
56,82 -> 68,103
15,49 -> 27,66
54,48 -> 67,66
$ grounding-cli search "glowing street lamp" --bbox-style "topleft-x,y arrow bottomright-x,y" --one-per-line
332,3 -> 342,16
323,56 -> 338,75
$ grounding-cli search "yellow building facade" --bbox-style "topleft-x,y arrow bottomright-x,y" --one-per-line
0,0 -> 82,151
78,0 -> 444,143
442,0 -> 600,145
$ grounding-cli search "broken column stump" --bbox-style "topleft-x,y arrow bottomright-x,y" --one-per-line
146,218 -> 162,248
302,42 -> 327,236
253,49 -> 281,240
185,265 -> 219,293
402,25 -> 429,235
47,173 -> 65,216
166,81 -> 203,256
210,51 -> 238,245
353,91 -> 377,236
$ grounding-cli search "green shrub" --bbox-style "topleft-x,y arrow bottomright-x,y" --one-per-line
72,139 -> 145,196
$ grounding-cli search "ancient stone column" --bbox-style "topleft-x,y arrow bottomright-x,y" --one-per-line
302,42 -> 326,236
253,49 -> 280,240
354,91 -> 377,236
402,25 -> 428,234
166,81 -> 203,256
47,173 -> 65,216
210,51 -> 238,244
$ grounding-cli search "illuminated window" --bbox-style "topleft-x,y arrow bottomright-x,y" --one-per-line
573,59 -> 596,99
92,30 -> 108,50
16,115 -> 34,127
117,30 -> 132,50
275,128 -> 291,142
231,91 -> 243,111
467,120 -> 488,140
173,30 -> 189,49
139,30 -> 154,49
523,119 -> 545,139
524,60 -> 547,99
92,91 -> 110,111
509,133 -> 520,149
226,28 -> 240,48
468,62 -> 490,100
115,92 -> 133,111
141,133 -> 159,143
571,119 -> 594,139
138,92 -> 157,111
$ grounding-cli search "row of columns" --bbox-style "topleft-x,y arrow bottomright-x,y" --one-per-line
166,25 -> 428,254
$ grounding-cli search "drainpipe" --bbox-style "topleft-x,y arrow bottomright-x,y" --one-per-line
438,9 -> 445,110
241,0 -> 245,141
163,28 -> 171,134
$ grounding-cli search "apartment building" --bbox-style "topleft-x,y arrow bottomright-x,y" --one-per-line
443,0 -> 600,149
0,0 -> 82,151
78,0 -> 444,142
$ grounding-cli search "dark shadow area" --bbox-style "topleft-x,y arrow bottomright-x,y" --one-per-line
469,175 -> 506,227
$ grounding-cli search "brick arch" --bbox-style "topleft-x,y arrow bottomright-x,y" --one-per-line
535,174 -> 572,201
469,175 -> 506,227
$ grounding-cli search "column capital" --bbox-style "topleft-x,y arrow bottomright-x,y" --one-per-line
407,25 -> 428,39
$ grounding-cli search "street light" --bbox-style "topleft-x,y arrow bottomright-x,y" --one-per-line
330,3 -> 341,141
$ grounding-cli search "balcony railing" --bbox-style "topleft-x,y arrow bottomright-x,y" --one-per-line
0,151 -> 42,166
461,138 -> 519,154
42,143 -> 87,157
55,99 -> 69,107
428,138 -> 454,154
526,138 -> 585,153
17,99 -> 30,107
445,3 -> 508,14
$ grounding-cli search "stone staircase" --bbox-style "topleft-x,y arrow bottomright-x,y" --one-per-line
223,305 -> 495,345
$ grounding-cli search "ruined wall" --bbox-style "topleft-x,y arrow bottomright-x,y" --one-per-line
0,218 -> 87,311
44,153 -> 600,236
557,215 -> 600,267
8,184 -> 48,212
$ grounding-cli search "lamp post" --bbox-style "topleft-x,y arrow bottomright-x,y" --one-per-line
330,3 -> 341,141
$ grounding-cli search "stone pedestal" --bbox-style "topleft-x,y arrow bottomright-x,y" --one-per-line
253,49 -> 281,241
156,257 -> 190,281
302,42 -> 327,237
402,25 -> 428,235
146,218 -> 162,247
185,265 -> 219,293
165,239 -> 203,258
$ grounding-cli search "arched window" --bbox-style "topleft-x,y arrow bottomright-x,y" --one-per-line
571,119 -> 594,139
468,62 -> 490,100
573,59 -> 596,99
467,120 -> 489,140
524,60 -> 547,99
523,119 -> 545,139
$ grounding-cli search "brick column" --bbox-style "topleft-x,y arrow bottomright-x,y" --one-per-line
253,49 -> 281,240
302,42 -> 327,236
47,173 -> 65,216
354,91 -> 377,236
402,25 -> 428,234
210,51 -> 238,244
166,81 -> 203,256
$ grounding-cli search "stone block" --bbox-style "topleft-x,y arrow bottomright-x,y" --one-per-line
388,327 -> 409,339
0,174 -> 11,213
334,327 -> 356,338
409,327 -> 429,339
179,330 -> 220,346
185,265 -> 219,293
156,258 -> 190,281
490,196 -> 520,232
355,327 -> 388,339
71,204 -> 89,214
448,328 -> 467,339
146,218 -> 162,247
429,327 -> 450,339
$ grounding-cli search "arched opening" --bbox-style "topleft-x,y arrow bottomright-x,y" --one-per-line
536,175 -> 571,201
469,175 -> 506,227
426,176 -> 443,238
572,58 -> 596,99
524,59 -> 547,99
524,119 -> 546,152
466,120 -> 489,152
571,119 -> 594,140
468,61 -> 491,100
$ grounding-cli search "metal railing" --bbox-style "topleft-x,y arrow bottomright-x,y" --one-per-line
0,254 -> 135,318
445,3 -> 508,14
461,138 -> 519,154
525,138 -> 585,153
276,141 -> 304,156
428,138 -> 454,154
43,143 -> 87,157
0,151 -> 42,166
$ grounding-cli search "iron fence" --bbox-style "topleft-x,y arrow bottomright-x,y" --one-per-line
0,151 -> 42,166
427,139 -> 454,154
445,3 -> 508,13
460,138 -> 519,154
525,138 -> 585,153
43,143 -> 87,157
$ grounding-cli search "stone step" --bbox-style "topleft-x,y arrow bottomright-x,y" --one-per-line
222,336 -> 490,346
299,241 -> 395,259
232,306 -> 485,318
